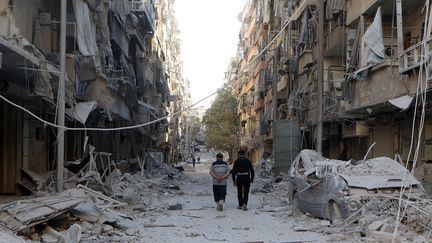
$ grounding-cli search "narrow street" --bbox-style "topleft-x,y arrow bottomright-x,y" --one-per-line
2,0 -> 432,242
137,156 -> 328,243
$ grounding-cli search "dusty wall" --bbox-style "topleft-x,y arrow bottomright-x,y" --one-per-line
346,0 -> 377,25
372,121 -> 398,158
347,65 -> 409,111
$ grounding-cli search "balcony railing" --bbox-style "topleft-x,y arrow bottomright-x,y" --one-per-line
399,38 -> 432,74
129,0 -> 155,31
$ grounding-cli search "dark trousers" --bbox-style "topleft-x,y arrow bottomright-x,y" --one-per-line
213,185 -> 227,202
236,177 -> 251,206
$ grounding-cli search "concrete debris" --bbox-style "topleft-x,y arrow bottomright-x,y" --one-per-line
0,226 -> 26,243
0,194 -> 86,233
41,225 -> 66,243
102,224 -> 114,232
167,203 -> 183,210
125,228 -> 138,236
250,150 -> 432,241
369,231 -> 399,243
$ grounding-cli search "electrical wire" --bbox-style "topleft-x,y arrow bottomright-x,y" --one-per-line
0,90 -> 217,131
1,3 -> 295,132
393,1 -> 430,239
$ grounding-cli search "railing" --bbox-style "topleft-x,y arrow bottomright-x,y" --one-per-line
399,37 -> 432,73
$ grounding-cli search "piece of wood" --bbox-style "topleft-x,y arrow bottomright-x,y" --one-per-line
180,214 -> 203,218
202,234 -> 227,242
0,195 -> 86,233
143,224 -> 176,228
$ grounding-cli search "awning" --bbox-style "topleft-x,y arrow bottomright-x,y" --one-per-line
388,95 -> 413,110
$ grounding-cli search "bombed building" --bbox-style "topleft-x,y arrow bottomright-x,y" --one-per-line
0,0 -> 189,194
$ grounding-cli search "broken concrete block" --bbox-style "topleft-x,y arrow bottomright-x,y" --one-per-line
65,224 -> 82,243
29,233 -> 40,241
367,220 -> 385,232
125,228 -> 137,236
369,231 -> 399,243
380,223 -> 394,233
41,225 -> 66,243
102,224 -> 114,232
320,220 -> 331,226
131,205 -> 146,212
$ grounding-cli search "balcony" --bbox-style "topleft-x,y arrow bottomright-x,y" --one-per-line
399,38 -> 432,74
253,61 -> 267,77
277,78 -> 288,93
129,0 -> 155,33
325,24 -> 345,57
289,0 -> 315,21
298,50 -> 314,73
253,99 -> 265,111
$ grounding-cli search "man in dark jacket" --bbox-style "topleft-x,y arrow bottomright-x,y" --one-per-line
232,149 -> 255,211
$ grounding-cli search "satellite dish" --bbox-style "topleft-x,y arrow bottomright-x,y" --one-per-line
237,12 -> 243,22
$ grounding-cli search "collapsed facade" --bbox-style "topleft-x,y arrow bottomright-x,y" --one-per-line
229,0 -> 432,193
0,0 -> 190,194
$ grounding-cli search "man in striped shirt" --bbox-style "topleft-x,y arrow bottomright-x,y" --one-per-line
209,153 -> 230,211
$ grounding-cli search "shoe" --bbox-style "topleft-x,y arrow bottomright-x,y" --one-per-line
217,200 -> 223,211
242,204 -> 248,211
237,206 -> 242,210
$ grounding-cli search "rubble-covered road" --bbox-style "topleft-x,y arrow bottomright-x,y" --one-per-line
3,154 -> 431,242
136,161 -> 330,243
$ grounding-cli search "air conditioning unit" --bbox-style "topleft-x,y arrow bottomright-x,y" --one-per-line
383,37 -> 397,59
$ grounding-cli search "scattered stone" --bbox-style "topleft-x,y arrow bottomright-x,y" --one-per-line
232,227 -> 250,231
102,224 -> 114,232
380,223 -> 394,233
131,205 -> 147,212
29,233 -> 40,241
368,220 -> 385,232
168,185 -> 180,190
125,228 -> 137,236
65,224 -> 82,243
185,232 -> 201,238
320,220 -> 331,226
168,203 -> 183,210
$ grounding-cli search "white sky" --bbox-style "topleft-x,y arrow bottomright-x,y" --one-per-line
174,0 -> 247,108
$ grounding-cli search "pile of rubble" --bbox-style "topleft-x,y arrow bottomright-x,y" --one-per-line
251,157 -> 276,193
0,149 -> 186,242
251,155 -> 432,242
328,195 -> 432,242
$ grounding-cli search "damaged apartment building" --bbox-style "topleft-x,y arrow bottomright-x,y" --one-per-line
0,0 -> 188,195
230,0 -> 432,193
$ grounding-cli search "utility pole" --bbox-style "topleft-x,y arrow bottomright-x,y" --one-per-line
57,0 -> 67,192
272,47 -> 279,163
316,0 -> 324,153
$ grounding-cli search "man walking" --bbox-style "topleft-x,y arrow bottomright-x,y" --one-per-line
209,153 -> 230,211
232,149 -> 255,211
